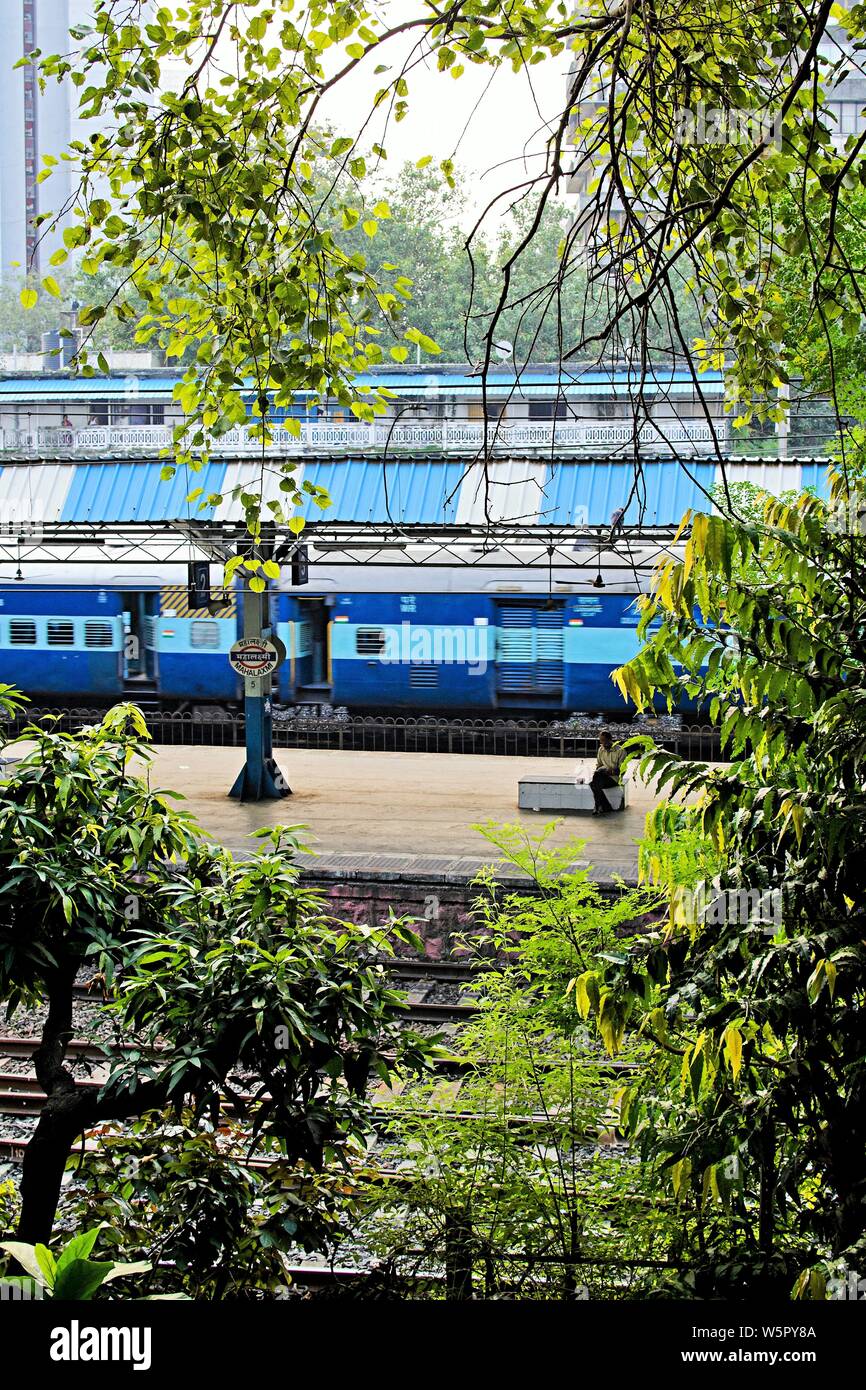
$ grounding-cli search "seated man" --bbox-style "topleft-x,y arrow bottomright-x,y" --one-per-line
591,731 -> 626,815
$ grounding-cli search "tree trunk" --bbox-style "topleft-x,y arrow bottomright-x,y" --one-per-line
16,953 -> 186,1244
758,1119 -> 775,1258
17,1104 -> 81,1245
16,962 -> 81,1245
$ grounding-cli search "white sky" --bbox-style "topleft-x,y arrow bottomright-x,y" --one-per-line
328,25 -> 573,215
195,0 -> 575,227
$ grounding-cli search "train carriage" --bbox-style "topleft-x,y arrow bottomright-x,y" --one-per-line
275,588 -> 648,713
0,572 -> 241,705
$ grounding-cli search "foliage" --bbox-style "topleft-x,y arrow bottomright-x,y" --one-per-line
0,268 -> 151,354
345,824 -> 706,1299
0,686 -> 27,720
0,1227 -> 152,1301
57,1114 -> 364,1298
0,703 -> 200,1015
771,185 -> 866,414
572,473 -> 866,1294
0,1180 -> 21,1237
103,827 -> 430,1157
0,705 -> 429,1247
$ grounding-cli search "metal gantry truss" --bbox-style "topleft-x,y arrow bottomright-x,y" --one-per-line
0,519 -> 683,574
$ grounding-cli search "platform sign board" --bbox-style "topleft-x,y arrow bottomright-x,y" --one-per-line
228,637 -> 282,679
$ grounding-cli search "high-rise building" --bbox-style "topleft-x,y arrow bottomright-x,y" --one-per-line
0,0 -> 104,278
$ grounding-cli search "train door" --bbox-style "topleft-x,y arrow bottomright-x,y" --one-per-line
495,600 -> 565,702
121,591 -> 159,686
295,597 -> 332,701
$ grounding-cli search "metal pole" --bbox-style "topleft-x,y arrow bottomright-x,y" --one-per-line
228,585 -> 291,801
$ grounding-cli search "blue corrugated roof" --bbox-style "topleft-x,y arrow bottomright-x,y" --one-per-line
4,455 -> 825,526
351,368 -> 725,397
301,459 -> 464,523
0,376 -> 182,396
542,461 -> 717,525
61,461 -> 229,522
0,367 -> 726,399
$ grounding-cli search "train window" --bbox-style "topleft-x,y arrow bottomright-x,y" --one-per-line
356,628 -> 386,655
190,620 -> 220,649
84,621 -> 114,648
46,621 -> 75,646
9,620 -> 36,645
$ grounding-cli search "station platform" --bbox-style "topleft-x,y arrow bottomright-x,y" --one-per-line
143,746 -> 694,884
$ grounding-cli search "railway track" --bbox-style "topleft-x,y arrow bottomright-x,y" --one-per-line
69,956 -> 476,1000
67,981 -> 477,1023
0,1031 -> 634,1129
0,960 -> 631,1158
1,1083 -> 631,1132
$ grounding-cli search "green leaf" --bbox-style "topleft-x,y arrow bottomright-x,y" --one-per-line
51,1259 -> 115,1302
404,327 -> 441,355
20,288 -> 37,310
54,1228 -> 102,1273
101,1260 -> 152,1284
34,1243 -> 57,1284
0,1242 -> 49,1288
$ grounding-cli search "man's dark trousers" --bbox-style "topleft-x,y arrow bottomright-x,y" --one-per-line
591,770 -> 619,813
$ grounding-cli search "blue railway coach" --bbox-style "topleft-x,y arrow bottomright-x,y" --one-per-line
275,589 -> 648,713
0,586 -> 127,698
0,578 -> 240,704
0,576 -> 652,715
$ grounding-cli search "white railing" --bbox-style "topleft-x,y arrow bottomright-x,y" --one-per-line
0,418 -> 724,457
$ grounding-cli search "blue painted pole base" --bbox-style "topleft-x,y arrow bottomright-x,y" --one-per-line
228,757 -> 291,801
229,688 -> 291,801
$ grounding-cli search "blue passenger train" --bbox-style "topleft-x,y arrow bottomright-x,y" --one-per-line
0,570 -> 652,715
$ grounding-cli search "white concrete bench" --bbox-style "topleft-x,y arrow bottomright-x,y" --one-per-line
518,774 -> 630,814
